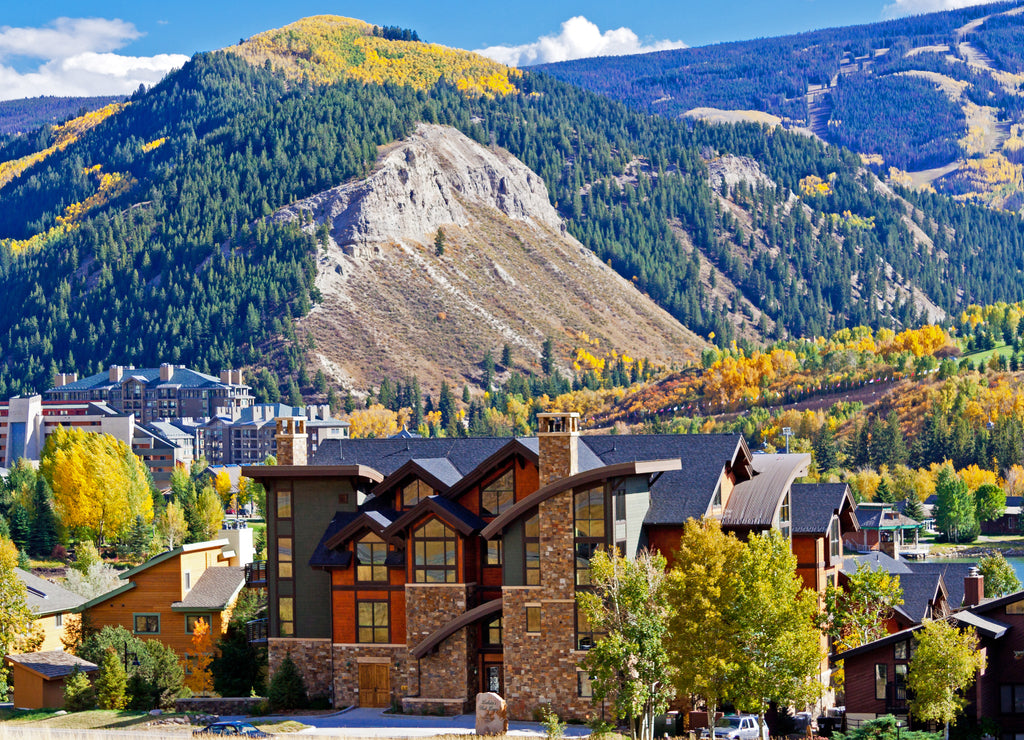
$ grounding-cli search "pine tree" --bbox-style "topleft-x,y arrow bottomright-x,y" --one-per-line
28,478 -> 57,558
8,504 -> 29,552
438,381 -> 456,428
482,350 -> 495,390
96,649 -> 128,710
64,665 -> 97,711
541,338 -> 554,375
268,653 -> 307,710
501,343 -> 512,368
434,228 -> 445,256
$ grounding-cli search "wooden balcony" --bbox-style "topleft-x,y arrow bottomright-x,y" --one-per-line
244,560 -> 267,587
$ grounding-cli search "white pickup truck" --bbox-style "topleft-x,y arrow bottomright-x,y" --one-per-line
709,715 -> 769,740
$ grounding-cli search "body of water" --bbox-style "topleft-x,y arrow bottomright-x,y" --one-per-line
921,555 -> 1024,581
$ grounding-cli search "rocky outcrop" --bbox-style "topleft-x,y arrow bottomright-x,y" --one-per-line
273,124 -> 563,254
273,124 -> 706,393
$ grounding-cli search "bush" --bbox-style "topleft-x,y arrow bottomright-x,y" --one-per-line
95,649 -> 128,710
63,665 -> 96,711
267,654 -> 307,711
540,706 -> 566,740
835,715 -> 940,740
79,626 -> 184,710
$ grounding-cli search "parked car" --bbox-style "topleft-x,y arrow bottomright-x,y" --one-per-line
193,721 -> 269,737
705,715 -> 768,740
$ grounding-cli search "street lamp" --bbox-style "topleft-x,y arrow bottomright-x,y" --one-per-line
895,719 -> 904,740
123,642 -> 139,672
782,427 -> 793,454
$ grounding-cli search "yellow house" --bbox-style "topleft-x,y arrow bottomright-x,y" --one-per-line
17,569 -> 85,652
79,540 -> 245,657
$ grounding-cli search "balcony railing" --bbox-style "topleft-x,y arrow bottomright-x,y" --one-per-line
244,560 -> 267,587
246,618 -> 268,644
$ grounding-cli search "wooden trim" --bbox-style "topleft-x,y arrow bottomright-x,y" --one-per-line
356,656 -> 392,664
332,584 -> 406,592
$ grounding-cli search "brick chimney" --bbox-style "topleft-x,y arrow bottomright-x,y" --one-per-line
160,363 -> 174,381
537,412 -> 579,488
275,416 -> 308,466
965,566 -> 984,607
109,365 -> 124,382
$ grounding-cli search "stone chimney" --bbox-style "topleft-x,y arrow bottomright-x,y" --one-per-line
109,365 -> 124,382
965,567 -> 984,607
220,370 -> 231,384
537,412 -> 579,488
52,372 -> 78,388
160,363 -> 174,381
275,416 -> 308,466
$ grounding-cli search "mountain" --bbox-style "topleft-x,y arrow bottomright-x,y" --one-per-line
0,96 -> 124,137
535,1 -> 1024,209
272,123 -> 704,391
3,16 -> 1024,403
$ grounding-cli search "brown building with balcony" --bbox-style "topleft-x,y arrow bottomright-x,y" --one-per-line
244,414 -> 855,719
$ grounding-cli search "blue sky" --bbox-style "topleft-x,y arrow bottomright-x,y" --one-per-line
0,0 -> 1007,100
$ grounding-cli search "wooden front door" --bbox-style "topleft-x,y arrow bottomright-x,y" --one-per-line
358,663 -> 390,708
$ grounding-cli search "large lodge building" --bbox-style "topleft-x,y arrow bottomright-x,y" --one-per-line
244,413 -> 858,719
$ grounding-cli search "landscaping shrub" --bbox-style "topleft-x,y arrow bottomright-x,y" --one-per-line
267,654 -> 307,711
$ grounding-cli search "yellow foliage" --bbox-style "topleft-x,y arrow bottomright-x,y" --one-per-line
348,404 -> 403,438
184,618 -> 214,696
0,102 -> 123,190
39,426 -> 153,543
142,137 -> 167,152
847,469 -> 881,501
799,174 -> 831,197
229,16 -> 519,96
959,464 -> 1000,492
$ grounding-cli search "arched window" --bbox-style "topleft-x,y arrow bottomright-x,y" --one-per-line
412,519 -> 457,583
356,532 -> 388,582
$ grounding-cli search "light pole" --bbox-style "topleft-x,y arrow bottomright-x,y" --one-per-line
782,427 -> 793,454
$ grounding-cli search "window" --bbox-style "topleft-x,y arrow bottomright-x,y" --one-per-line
576,605 -> 597,650
578,672 -> 594,698
894,640 -> 908,660
894,664 -> 908,704
486,665 -> 502,694
575,487 -> 606,586
1006,600 -> 1024,615
55,614 -> 63,628
402,479 -> 432,509
186,615 -> 211,633
279,597 -> 294,636
356,533 -> 388,582
779,491 -> 791,539
525,512 -> 540,585
526,605 -> 541,633
481,469 -> 515,517
412,519 -> 457,583
1002,685 -> 1024,713
485,539 -> 503,566
134,614 -> 160,634
874,664 -> 888,701
277,489 -> 292,519
357,601 -> 390,643
484,616 -> 503,646
829,517 -> 841,559
278,537 -> 293,579
184,571 -> 191,590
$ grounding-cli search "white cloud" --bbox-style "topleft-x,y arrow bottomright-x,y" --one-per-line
882,0 -> 1003,19
473,16 -> 687,67
0,17 -> 188,101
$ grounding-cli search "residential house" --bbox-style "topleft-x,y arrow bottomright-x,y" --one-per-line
78,539 -> 246,657
845,503 -> 926,558
16,569 -> 86,652
244,412 -> 856,720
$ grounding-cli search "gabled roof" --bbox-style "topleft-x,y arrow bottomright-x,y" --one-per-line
856,506 -> 924,530
75,581 -> 137,612
951,609 -> 1009,639
791,483 -> 856,535
16,569 -> 86,616
843,551 -> 913,575
385,496 -> 486,538
442,438 -> 539,501
832,625 -> 922,663
311,437 -> 510,477
372,458 -> 464,496
4,651 -> 97,679
171,567 -> 245,611
906,561 -> 975,609
722,454 -> 810,529
895,572 -> 946,623
119,539 -> 229,580
323,510 -> 398,551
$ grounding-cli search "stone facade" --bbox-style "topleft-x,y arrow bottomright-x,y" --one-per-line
404,583 -> 477,713
331,645 -> 410,708
174,697 -> 265,715
275,417 -> 307,466
268,637 -> 332,699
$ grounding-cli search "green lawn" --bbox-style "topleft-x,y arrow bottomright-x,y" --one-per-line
960,341 -> 1014,366
0,709 -> 181,729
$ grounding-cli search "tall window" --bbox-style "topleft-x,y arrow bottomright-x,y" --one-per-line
278,537 -> 293,579
829,517 -> 842,559
485,539 -> 503,566
277,489 -> 292,519
356,533 -> 388,582
481,469 -> 515,517
575,487 -> 605,586
413,519 -> 457,583
779,490 -> 791,539
874,664 -> 887,701
357,601 -> 389,643
279,597 -> 294,636
403,480 -> 432,509
483,616 -> 503,646
525,512 -> 540,585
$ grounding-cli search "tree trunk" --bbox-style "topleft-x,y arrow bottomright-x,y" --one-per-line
758,711 -> 768,740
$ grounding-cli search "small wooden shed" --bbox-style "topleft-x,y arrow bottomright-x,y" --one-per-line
4,651 -> 98,709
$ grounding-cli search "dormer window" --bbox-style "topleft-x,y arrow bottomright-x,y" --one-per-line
402,479 -> 432,509
481,469 -> 515,517
356,533 -> 388,582
829,518 -> 841,560
412,519 -> 456,583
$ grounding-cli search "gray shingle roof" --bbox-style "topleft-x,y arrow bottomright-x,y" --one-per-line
895,571 -> 944,622
843,551 -> 914,575
581,434 -> 745,525
171,567 -> 244,610
310,512 -> 363,568
791,483 -> 851,534
905,561 -> 975,610
16,569 -> 86,616
312,438 -> 511,477
5,651 -> 98,679
409,458 -> 463,487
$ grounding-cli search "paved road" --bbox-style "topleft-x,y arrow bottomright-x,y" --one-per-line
226,706 -> 593,737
